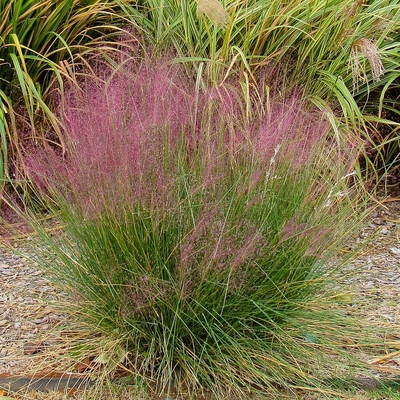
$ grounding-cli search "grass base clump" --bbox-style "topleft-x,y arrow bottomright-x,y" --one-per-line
22,54 -> 370,398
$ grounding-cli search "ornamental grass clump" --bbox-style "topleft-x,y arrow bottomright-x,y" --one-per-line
25,56 -> 367,397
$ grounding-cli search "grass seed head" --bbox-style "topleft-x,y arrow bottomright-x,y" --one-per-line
197,0 -> 229,27
350,38 -> 385,92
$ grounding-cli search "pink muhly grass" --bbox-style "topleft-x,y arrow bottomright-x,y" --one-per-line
21,54 -> 367,396
28,58 -> 194,218
278,217 -> 333,258
230,227 -> 265,271
27,57 -> 339,219
26,55 -> 357,276
254,93 -> 329,166
178,210 -> 217,267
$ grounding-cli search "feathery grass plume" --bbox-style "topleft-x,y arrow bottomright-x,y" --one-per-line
20,54 -> 371,398
197,0 -> 228,27
28,55 -> 193,218
254,93 -> 330,166
349,38 -> 385,92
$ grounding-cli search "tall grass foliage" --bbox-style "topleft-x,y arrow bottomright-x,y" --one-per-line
24,56 -> 368,397
121,0 -> 400,176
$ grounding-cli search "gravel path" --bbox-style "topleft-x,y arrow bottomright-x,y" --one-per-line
0,197 -> 399,382
339,198 -> 400,327
0,243 -> 67,375
335,197 -> 400,378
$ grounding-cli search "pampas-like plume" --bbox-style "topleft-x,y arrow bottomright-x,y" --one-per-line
197,0 -> 228,27
349,38 -> 385,92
